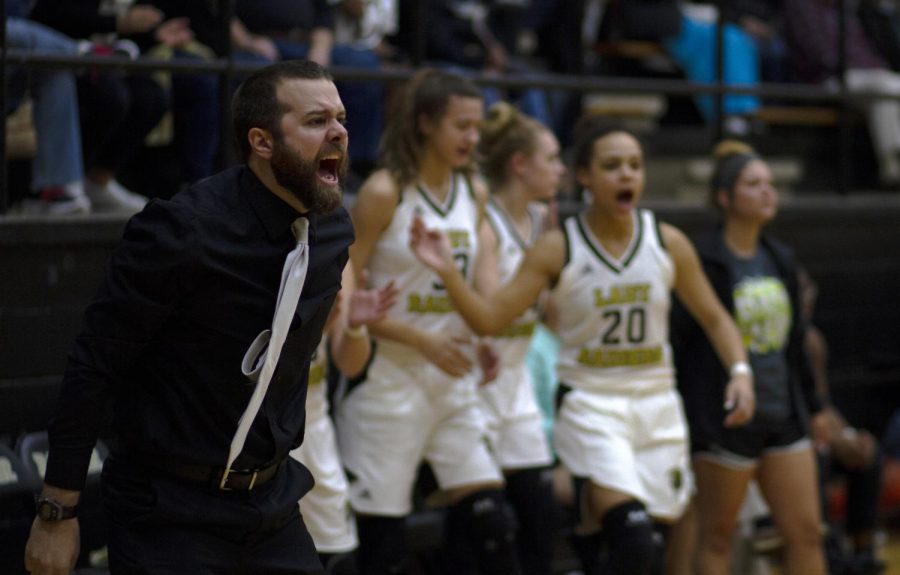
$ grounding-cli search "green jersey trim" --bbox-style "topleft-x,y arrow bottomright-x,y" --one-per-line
575,210 -> 644,274
415,174 -> 458,218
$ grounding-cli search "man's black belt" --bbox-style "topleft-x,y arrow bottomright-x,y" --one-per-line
134,454 -> 287,492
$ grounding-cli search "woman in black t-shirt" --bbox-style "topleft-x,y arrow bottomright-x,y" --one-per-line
671,140 -> 827,575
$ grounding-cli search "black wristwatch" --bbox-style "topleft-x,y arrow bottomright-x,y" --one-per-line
35,495 -> 78,521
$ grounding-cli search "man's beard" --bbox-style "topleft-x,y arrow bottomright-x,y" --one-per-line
270,140 -> 346,214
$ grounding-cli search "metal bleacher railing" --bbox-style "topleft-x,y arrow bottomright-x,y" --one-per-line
0,0 -> 887,214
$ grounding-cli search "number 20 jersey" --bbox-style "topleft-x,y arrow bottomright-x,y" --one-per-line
550,209 -> 675,394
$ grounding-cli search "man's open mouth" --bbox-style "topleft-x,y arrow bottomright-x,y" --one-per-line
318,156 -> 340,185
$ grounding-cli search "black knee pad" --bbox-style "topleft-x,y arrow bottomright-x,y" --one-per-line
601,500 -> 658,575
319,551 -> 357,575
505,467 -> 557,575
355,516 -> 408,575
505,467 -> 556,520
447,489 -> 522,575
568,530 -> 604,575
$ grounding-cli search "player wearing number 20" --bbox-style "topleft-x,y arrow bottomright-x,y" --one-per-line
410,120 -> 756,575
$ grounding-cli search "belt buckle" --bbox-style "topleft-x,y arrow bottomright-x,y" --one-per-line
218,468 -> 259,491
218,468 -> 234,491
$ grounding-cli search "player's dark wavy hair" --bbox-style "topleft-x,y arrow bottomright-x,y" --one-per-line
232,60 -> 333,161
379,68 -> 483,189
571,115 -> 635,172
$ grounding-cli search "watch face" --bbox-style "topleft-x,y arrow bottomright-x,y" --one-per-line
35,497 -> 74,521
37,499 -> 60,521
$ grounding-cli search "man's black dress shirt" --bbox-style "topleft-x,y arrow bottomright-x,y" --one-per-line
45,166 -> 354,491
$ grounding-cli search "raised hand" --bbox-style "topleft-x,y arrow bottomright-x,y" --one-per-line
409,214 -> 454,273
117,5 -> 163,35
348,270 -> 399,328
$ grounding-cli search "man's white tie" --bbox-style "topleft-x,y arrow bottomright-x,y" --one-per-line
226,217 -> 309,477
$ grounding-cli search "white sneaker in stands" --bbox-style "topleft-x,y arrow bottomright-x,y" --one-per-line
85,179 -> 147,213
22,182 -> 91,216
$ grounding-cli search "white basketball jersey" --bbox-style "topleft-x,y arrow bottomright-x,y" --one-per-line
550,209 -> 675,393
306,338 -> 329,423
367,172 -> 480,364
484,198 -> 542,368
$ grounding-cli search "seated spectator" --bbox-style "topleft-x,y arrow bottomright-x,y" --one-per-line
334,0 -> 399,58
5,0 -> 89,215
784,0 -> 900,187
54,0 -> 226,197
30,0 -> 168,213
663,3 -> 762,133
724,0 -> 791,84
529,0 -> 585,146
415,0 -> 554,129
234,0 -> 387,179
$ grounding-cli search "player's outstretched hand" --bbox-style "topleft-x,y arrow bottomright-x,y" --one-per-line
409,214 -> 454,274
349,270 -> 399,327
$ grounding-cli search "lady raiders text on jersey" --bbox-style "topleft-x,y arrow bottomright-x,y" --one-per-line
366,172 -> 480,364
551,209 -> 676,393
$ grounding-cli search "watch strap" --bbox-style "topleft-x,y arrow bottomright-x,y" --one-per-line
35,495 -> 78,521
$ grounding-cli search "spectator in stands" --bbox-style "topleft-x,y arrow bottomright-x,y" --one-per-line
23,60 -> 354,575
30,0 -> 168,213
61,0 -> 225,196
663,3 -> 761,133
529,0 -> 584,146
5,1 -> 89,215
671,140 -> 827,575
334,0 -> 399,58
235,0 -> 387,180
414,0 -> 553,129
725,0 -> 791,84
800,269 -> 887,575
784,0 -> 900,187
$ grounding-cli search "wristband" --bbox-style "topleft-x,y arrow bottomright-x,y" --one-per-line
729,361 -> 752,377
344,324 -> 368,339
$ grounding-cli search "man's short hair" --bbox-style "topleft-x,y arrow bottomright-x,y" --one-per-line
232,60 -> 333,161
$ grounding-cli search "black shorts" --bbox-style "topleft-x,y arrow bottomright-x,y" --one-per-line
692,413 -> 809,470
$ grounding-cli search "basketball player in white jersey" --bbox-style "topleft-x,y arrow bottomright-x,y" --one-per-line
336,69 -> 522,575
477,101 -> 566,575
410,120 -> 756,574
290,262 -> 397,573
